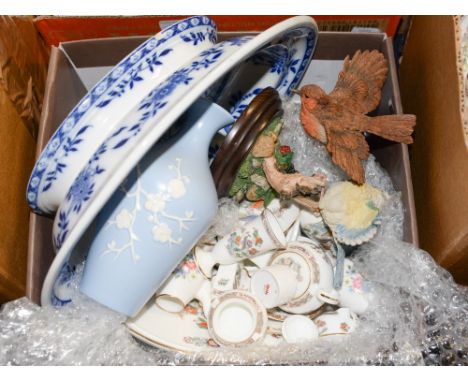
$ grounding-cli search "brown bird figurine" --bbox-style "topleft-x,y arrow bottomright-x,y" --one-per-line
298,50 -> 416,184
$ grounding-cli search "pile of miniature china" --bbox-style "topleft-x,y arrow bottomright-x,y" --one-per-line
1,98 -> 468,365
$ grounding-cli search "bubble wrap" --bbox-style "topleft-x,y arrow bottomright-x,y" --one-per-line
1,99 -> 468,365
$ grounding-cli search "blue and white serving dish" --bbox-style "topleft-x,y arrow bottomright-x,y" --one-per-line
211,44 -> 289,121
27,16 -> 217,215
40,16 -> 319,313
208,26 -> 316,136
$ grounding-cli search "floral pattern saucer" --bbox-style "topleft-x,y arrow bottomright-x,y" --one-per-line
126,300 -> 284,353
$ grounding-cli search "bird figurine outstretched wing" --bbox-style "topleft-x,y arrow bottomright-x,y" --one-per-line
329,50 -> 388,114
299,49 -> 416,184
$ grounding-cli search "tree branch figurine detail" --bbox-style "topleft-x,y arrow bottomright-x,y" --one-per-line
298,50 -> 416,184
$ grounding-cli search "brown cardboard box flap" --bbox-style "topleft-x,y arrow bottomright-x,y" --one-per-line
0,16 -> 49,139
0,85 -> 36,302
400,16 -> 468,285
454,16 -> 468,147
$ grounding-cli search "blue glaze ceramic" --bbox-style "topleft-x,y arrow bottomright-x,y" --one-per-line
79,98 -> 234,316
27,16 -> 217,215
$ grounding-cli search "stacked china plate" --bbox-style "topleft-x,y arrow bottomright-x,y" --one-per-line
28,16 -> 320,343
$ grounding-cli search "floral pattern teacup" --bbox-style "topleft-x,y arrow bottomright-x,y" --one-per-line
314,307 -> 358,336
250,264 -> 298,309
195,209 -> 287,277
212,263 -> 239,296
155,254 -> 211,317
337,259 -> 371,315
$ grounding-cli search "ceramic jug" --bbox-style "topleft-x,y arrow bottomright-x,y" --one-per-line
80,98 -> 234,317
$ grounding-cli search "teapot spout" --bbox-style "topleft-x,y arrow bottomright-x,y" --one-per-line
183,98 -> 234,156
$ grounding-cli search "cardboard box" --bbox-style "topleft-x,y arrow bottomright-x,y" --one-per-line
26,31 -> 418,304
33,16 -> 402,47
400,16 -> 468,285
0,16 -> 48,303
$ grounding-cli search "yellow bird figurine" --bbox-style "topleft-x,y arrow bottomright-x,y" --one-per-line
319,181 -> 386,246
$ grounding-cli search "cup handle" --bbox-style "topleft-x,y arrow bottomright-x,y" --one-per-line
337,290 -> 369,315
195,280 -> 212,317
285,219 -> 300,242
317,289 -> 340,306
194,246 -> 216,278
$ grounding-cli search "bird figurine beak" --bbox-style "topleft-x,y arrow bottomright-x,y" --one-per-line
291,89 -> 300,95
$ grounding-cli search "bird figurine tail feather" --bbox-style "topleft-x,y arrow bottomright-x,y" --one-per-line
299,49 -> 416,184
363,114 -> 415,145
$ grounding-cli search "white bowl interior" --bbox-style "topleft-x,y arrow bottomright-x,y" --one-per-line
213,298 -> 256,343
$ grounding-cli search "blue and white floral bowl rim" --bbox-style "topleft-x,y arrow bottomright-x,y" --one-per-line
40,16 -> 319,309
27,15 -> 217,216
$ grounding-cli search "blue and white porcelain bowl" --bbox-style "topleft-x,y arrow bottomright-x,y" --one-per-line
27,16 -> 217,215
211,44 -> 289,120
208,27 -> 316,136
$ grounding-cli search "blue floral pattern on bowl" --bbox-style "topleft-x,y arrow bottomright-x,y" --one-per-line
211,28 -> 317,137
52,38 -> 252,252
27,16 -> 217,215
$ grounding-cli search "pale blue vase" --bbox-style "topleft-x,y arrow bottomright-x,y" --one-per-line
80,98 -> 234,316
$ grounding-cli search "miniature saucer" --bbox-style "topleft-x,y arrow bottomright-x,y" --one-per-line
27,16 -> 217,215
41,16 -> 319,307
127,300 -> 220,353
267,303 -> 327,322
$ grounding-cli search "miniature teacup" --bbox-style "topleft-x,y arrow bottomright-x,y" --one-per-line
156,279 -> 211,317
235,265 -> 258,292
267,199 -> 300,232
155,254 -> 211,316
249,251 -> 274,268
195,209 -> 287,277
314,307 -> 358,336
238,200 -> 264,219
250,265 -> 298,309
269,247 -> 312,303
299,210 -> 333,247
274,241 -> 340,314
282,315 -> 319,344
211,263 -> 238,296
237,198 -> 299,233
336,259 -> 370,315
238,200 -> 300,269
208,290 -> 268,347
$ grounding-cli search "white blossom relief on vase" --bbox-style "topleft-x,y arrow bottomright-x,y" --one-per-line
101,157 -> 195,262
